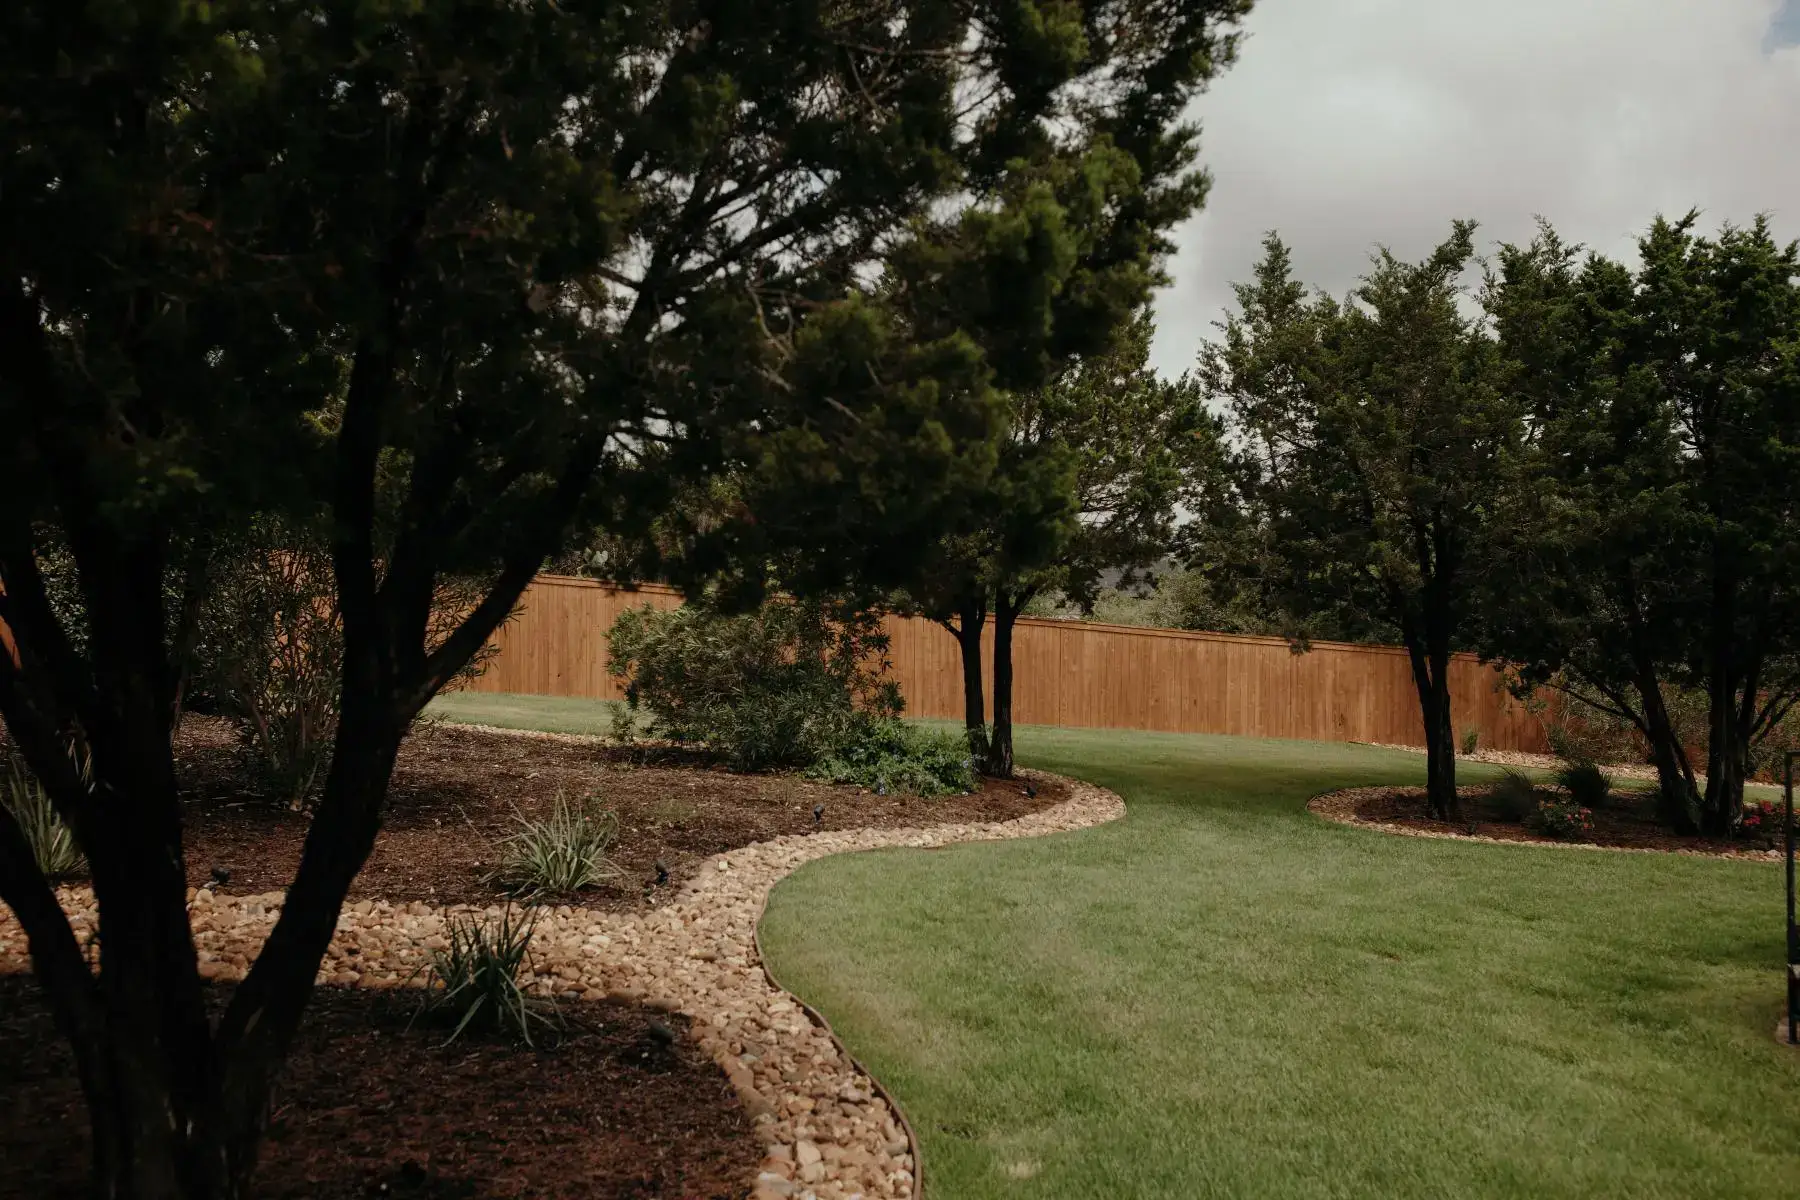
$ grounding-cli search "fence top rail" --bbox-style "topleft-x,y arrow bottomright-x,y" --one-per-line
525,574 -> 1504,668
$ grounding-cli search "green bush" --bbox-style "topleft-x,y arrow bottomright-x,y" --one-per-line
607,596 -> 902,772
1532,796 -> 1595,840
196,518 -> 497,808
1555,761 -> 1613,811
413,907 -> 559,1045
1544,691 -> 1641,766
1460,727 -> 1479,756
489,791 -> 622,899
1,749 -> 84,880
1487,768 -> 1540,823
809,720 -> 976,796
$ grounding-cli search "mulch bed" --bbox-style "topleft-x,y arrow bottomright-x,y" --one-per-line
170,717 -> 1062,909
0,975 -> 760,1200
1312,784 -> 1782,859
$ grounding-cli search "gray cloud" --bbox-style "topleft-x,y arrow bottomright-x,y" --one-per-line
1150,0 -> 1800,376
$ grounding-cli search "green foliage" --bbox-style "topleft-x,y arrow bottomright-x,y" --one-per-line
490,792 -> 622,900
1555,761 -> 1613,812
1481,215 -> 1800,832
194,521 -> 497,808
414,908 -> 558,1046
1532,797 -> 1596,840
1,750 -> 84,880
1544,695 -> 1642,767
1487,769 -> 1541,823
1740,800 -> 1796,842
1033,561 -> 1296,638
0,0 -> 1257,1184
608,598 -> 902,773
1748,702 -> 1800,783
808,721 -> 977,797
1460,727 -> 1480,756
908,315 -> 1227,776
1204,226 -> 1524,815
197,530 -> 342,807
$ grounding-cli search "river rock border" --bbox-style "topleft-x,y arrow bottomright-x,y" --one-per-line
0,770 -> 1125,1200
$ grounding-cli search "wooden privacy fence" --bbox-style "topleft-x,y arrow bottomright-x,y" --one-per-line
467,574 -> 1550,752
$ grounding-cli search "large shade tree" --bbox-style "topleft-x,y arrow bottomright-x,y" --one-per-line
0,1 -> 1250,1195
1481,215 -> 1800,833
917,315 -> 1215,775
1201,227 -> 1524,819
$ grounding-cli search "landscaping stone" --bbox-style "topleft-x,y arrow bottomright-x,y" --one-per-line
0,770 -> 1123,1200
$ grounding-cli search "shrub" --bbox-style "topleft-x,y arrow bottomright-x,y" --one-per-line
808,720 -> 976,796
1741,800 -> 1796,842
1533,797 -> 1595,840
195,519 -> 498,808
413,907 -> 559,1045
1487,768 -> 1540,823
1460,726 -> 1479,756
1,749 -> 85,879
1555,761 -> 1614,811
1544,690 -> 1641,765
489,792 -> 623,898
607,596 -> 901,772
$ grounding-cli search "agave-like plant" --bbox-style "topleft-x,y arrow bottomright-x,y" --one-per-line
413,906 -> 559,1045
2,749 -> 85,879
488,790 -> 623,899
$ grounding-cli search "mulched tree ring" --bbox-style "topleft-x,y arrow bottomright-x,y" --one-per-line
0,975 -> 760,1200
1312,784 -> 1782,861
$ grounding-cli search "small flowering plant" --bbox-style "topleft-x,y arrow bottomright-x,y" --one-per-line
1534,797 -> 1595,840
1739,800 -> 1795,842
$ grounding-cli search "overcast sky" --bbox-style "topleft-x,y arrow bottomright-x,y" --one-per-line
1149,0 -> 1800,377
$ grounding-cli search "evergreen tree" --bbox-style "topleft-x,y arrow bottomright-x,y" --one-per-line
1203,228 -> 1525,819
0,1 -> 1251,1194
915,316 -> 1215,775
1482,215 -> 1800,833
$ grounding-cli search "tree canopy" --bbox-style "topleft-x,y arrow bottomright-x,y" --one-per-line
909,314 -> 1216,774
1481,214 -> 1800,831
1201,226 -> 1525,817
0,1 -> 1254,1195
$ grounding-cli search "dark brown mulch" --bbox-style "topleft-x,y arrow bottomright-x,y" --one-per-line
0,975 -> 759,1200
1327,784 -> 1781,858
171,717 -> 1061,909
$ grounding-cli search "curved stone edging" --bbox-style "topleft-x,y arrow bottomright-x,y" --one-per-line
682,767 -> 1125,1200
1309,786 -> 1781,863
751,925 -> 926,1200
0,769 -> 1126,1200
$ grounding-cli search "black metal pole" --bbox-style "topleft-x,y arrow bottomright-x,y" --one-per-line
1787,751 -> 1797,1045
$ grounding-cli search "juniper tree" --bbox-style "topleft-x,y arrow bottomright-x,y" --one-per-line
0,1 -> 1248,1195
1203,228 -> 1525,820
1481,215 -> 1800,833
915,316 -> 1216,775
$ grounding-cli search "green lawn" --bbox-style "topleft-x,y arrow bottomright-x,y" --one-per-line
427,690 -> 630,736
427,694 -> 1800,1198
759,725 -> 1800,1199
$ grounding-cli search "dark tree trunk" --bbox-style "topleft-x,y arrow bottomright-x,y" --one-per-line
166,539 -> 216,732
1395,522 -> 1461,820
0,403 -> 582,1200
1608,566 -> 1700,831
1700,566 -> 1745,836
986,588 -> 1029,779
1632,664 -> 1700,832
1401,599 -> 1459,821
938,594 -> 988,762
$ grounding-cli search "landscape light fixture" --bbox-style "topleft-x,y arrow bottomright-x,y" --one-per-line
1787,751 -> 1797,1045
